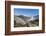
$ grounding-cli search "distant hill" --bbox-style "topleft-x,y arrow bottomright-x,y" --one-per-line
15,15 -> 31,21
14,15 -> 39,27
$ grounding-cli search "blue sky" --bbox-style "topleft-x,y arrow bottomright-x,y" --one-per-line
14,8 -> 39,17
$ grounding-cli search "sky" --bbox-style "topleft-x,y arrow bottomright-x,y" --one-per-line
14,8 -> 39,17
